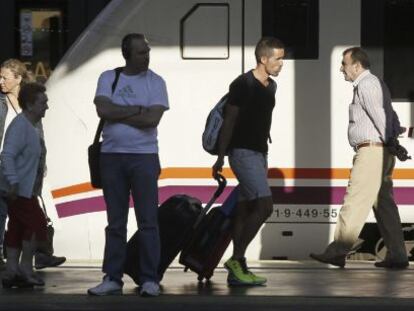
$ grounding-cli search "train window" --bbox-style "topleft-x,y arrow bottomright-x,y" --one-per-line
262,0 -> 319,59
384,0 -> 414,101
180,4 -> 229,59
16,3 -> 66,82
362,0 -> 414,102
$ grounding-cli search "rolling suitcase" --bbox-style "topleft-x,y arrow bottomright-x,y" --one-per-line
124,175 -> 226,285
179,187 -> 238,282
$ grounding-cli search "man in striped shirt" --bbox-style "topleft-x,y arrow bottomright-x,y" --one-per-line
310,47 -> 409,269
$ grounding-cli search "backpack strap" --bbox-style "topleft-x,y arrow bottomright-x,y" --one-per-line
93,67 -> 123,144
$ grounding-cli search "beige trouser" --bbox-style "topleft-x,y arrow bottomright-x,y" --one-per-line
325,146 -> 407,262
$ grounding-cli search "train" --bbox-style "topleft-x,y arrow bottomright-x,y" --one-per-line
42,0 -> 414,262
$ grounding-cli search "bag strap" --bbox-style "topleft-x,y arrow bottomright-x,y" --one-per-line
93,67 -> 123,144
39,195 -> 52,225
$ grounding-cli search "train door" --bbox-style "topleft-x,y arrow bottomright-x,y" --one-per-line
153,0 -> 245,169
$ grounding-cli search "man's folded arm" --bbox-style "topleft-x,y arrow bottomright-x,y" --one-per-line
94,95 -> 141,121
120,105 -> 167,129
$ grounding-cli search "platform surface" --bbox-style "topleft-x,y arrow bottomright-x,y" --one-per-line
1,261 -> 414,310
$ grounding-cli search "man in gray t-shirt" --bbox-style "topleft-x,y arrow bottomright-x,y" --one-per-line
88,33 -> 168,297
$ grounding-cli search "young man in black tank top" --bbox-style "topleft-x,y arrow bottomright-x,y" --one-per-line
213,37 -> 285,286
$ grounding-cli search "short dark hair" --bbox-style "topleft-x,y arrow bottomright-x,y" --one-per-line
18,82 -> 46,110
342,47 -> 370,69
255,37 -> 285,63
121,33 -> 148,60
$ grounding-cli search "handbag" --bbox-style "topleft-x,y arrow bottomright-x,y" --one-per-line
39,196 -> 54,255
87,67 -> 123,188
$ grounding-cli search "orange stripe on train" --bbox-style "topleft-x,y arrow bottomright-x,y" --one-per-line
51,167 -> 414,199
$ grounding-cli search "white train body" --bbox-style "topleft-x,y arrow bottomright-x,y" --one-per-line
43,0 -> 414,261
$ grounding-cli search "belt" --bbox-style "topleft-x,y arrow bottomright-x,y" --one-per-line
355,142 -> 384,151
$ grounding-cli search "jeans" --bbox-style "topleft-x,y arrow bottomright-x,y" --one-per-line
101,153 -> 161,285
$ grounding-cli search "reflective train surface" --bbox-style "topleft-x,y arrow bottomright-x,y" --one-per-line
43,0 -> 414,262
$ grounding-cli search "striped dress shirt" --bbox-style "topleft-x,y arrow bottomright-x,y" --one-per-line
348,70 -> 401,148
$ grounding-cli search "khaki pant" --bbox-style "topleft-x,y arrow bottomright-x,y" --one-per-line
325,146 -> 407,262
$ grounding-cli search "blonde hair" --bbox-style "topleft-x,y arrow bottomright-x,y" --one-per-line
1,58 -> 35,85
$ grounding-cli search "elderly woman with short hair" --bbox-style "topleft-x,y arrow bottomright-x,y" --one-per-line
0,82 -> 49,288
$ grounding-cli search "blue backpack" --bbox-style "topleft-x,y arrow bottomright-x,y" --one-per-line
202,94 -> 228,155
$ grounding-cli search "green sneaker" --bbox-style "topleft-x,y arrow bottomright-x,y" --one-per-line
237,257 -> 267,285
247,271 -> 267,285
224,258 -> 255,286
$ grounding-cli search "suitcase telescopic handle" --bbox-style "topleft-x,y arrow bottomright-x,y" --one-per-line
192,174 -> 227,229
213,174 -> 227,199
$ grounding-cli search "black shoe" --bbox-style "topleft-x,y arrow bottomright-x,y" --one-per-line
2,274 -> 34,289
21,272 -> 45,286
309,253 -> 346,268
35,254 -> 66,270
374,260 -> 409,269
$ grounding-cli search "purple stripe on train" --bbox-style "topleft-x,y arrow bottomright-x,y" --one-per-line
55,186 -> 414,218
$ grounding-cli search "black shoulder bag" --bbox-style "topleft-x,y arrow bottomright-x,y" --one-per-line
88,67 -> 123,188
